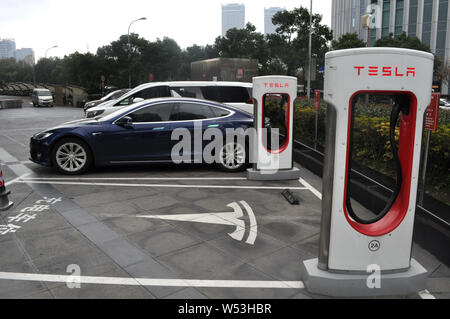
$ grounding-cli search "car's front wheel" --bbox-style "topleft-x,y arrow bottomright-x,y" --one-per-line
52,138 -> 92,175
216,141 -> 248,172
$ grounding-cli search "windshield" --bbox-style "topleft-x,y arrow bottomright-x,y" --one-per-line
100,89 -> 127,101
38,91 -> 52,96
99,103 -> 142,122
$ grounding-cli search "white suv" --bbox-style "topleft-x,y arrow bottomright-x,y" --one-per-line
85,81 -> 253,118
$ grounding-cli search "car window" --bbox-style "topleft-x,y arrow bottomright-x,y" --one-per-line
117,86 -> 171,106
169,102 -> 215,121
107,90 -> 126,101
210,106 -> 231,118
200,86 -> 220,101
171,86 -> 203,98
200,86 -> 250,103
128,103 -> 175,123
217,86 -> 250,103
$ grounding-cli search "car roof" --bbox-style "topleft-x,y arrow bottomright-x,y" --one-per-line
100,97 -> 251,121
130,81 -> 252,92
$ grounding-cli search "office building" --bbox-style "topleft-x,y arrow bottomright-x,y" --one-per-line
15,48 -> 35,65
222,3 -> 245,36
0,38 -> 16,59
264,7 -> 285,35
332,0 -> 450,93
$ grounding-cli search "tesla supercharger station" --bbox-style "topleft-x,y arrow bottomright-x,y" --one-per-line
301,48 -> 433,297
247,76 -> 300,180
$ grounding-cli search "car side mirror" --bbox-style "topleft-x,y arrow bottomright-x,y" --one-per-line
133,97 -> 144,104
116,116 -> 133,128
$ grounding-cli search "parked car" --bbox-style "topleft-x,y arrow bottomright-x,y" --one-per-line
440,98 -> 450,110
30,97 -> 253,175
85,81 -> 253,118
83,89 -> 130,112
32,88 -> 54,107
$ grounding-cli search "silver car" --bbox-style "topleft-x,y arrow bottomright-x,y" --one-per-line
32,88 -> 54,107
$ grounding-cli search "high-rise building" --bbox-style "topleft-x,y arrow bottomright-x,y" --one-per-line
264,7 -> 285,35
0,39 -> 16,59
15,48 -> 35,65
222,3 -> 245,36
331,0 -> 450,93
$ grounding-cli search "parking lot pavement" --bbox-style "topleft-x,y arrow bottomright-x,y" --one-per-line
0,104 -> 449,299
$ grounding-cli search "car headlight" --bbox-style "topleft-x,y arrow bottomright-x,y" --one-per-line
33,132 -> 53,140
87,110 -> 105,118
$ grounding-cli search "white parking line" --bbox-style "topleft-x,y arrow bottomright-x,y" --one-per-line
298,178 -> 322,200
5,173 -> 31,186
23,177 -> 248,181
0,271 -> 304,289
17,180 -> 308,191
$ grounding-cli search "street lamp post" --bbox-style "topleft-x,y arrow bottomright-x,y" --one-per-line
45,45 -> 58,58
128,17 -> 147,88
307,0 -> 312,99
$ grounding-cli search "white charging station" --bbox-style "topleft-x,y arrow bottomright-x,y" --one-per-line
301,48 -> 434,297
247,75 -> 300,181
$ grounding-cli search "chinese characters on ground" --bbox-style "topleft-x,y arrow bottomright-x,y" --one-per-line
0,197 -> 61,235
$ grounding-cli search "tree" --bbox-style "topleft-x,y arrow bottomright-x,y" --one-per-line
268,7 -> 333,79
374,32 -> 442,71
374,32 -> 431,52
332,33 -> 366,50
179,44 -> 219,80
0,58 -> 34,84
35,58 -> 60,84
214,23 -> 269,70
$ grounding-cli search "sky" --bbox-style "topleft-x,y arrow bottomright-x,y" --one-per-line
0,0 -> 332,61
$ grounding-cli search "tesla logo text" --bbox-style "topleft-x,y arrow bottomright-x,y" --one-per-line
264,83 -> 289,88
354,66 -> 416,77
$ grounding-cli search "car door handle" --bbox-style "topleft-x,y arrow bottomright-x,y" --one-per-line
207,124 -> 219,128
152,127 -> 165,130
92,132 -> 103,136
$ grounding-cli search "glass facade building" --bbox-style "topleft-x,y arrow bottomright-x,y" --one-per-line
332,0 -> 450,93
222,3 -> 246,36
264,7 -> 285,35
0,39 -> 16,59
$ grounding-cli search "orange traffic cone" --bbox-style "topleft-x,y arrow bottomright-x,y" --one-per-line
0,168 -> 13,211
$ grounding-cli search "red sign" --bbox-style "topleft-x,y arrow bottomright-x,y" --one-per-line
425,93 -> 440,131
314,90 -> 321,111
100,75 -> 105,82
149,73 -> 154,82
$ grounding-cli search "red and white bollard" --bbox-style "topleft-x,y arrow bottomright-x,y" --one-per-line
0,168 -> 13,211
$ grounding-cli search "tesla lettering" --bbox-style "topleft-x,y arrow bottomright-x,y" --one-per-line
264,83 -> 289,88
353,66 -> 416,77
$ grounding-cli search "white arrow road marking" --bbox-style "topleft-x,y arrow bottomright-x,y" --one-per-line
0,271 -> 304,289
137,201 -> 258,245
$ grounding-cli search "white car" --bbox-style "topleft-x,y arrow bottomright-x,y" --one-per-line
440,98 -> 450,110
85,81 -> 253,118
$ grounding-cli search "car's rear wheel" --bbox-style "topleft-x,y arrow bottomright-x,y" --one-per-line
216,141 -> 247,172
52,138 -> 92,175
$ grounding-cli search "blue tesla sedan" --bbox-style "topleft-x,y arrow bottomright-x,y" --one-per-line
30,98 -> 254,175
